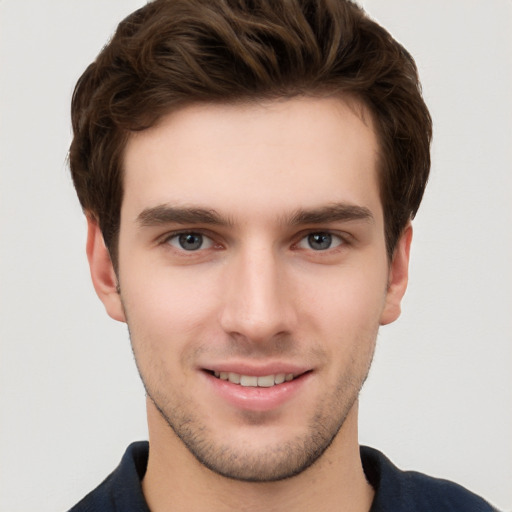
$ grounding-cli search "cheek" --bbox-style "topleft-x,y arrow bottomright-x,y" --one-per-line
298,261 -> 388,327
120,266 -> 222,348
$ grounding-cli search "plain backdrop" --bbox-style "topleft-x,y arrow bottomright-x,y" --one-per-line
1,1 -> 510,511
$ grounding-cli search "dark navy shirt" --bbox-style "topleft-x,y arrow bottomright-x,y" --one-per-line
68,441 -> 498,511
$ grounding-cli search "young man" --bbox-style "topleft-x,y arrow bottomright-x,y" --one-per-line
67,1 -> 496,511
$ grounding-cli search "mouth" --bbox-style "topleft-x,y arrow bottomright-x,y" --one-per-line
206,370 -> 306,388
203,367 -> 312,411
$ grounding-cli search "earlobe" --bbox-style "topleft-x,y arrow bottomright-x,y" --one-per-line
380,224 -> 413,326
86,216 -> 126,323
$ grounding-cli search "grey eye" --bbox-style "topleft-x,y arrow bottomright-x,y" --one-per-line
168,233 -> 213,251
308,233 -> 332,250
179,233 -> 203,250
297,232 -> 343,251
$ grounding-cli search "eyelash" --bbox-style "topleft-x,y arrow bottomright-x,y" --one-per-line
293,231 -> 347,252
161,230 -> 218,252
159,229 -> 351,254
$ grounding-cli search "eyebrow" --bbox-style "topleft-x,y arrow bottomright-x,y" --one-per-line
288,203 -> 374,225
136,202 -> 374,228
137,205 -> 231,227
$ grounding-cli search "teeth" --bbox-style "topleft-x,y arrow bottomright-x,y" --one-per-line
257,375 -> 275,387
240,375 -> 258,387
228,372 -> 240,384
213,371 -> 297,387
275,373 -> 286,384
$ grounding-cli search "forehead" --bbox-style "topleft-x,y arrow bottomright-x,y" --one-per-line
121,96 -> 382,225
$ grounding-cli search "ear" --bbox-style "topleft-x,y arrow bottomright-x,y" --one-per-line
86,216 -> 126,323
380,224 -> 413,326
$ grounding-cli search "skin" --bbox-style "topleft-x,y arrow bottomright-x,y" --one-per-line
87,96 -> 411,512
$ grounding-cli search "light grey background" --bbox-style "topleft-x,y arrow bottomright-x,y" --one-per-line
1,1 -> 510,511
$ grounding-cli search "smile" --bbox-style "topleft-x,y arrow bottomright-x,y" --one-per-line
212,371 -> 296,387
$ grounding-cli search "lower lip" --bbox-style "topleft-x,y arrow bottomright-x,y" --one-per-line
203,371 -> 311,412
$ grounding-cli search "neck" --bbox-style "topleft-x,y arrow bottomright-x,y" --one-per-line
142,399 -> 374,512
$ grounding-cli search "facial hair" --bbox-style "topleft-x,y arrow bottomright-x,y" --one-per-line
129,325 -> 377,483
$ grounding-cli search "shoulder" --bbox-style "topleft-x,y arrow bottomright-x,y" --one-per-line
67,441 -> 150,512
360,446 -> 500,512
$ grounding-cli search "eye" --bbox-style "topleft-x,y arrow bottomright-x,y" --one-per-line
167,232 -> 214,251
297,232 -> 344,251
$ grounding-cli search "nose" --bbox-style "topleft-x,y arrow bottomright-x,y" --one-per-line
219,244 -> 298,344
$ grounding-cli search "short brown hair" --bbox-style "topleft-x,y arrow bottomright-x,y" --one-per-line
69,0 -> 432,265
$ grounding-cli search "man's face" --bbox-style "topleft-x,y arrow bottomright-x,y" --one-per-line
89,97 -> 409,481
